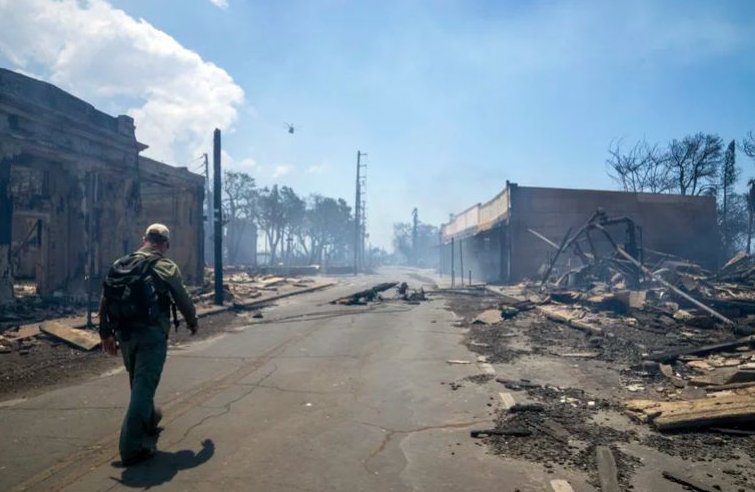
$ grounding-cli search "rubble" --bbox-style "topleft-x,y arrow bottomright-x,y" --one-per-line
330,282 -> 398,305
625,386 -> 755,431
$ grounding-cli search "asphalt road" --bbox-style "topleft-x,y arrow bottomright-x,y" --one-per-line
0,270 -> 577,491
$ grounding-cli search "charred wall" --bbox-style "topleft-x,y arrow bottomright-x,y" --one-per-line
508,186 -> 718,281
0,68 -> 204,302
440,183 -> 718,284
138,157 -> 204,285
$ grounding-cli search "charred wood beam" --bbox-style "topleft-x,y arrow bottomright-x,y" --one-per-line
539,227 -> 572,288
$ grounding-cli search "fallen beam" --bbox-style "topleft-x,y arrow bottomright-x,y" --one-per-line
470,428 -> 532,438
662,470 -> 723,492
645,335 -> 755,363
330,282 -> 398,305
596,446 -> 620,492
536,304 -> 603,336
625,392 -> 755,431
615,246 -> 734,326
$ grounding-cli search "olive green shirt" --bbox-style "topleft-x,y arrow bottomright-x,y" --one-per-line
100,246 -> 197,337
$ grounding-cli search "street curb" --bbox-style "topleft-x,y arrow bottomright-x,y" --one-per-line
231,282 -> 337,310
64,282 -> 337,329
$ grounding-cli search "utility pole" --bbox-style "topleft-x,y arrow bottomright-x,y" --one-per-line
353,150 -> 366,274
213,129 -> 223,305
411,208 -> 418,266
203,153 -> 211,265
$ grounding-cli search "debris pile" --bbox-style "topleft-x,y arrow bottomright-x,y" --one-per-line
516,209 -> 755,434
195,269 -> 316,305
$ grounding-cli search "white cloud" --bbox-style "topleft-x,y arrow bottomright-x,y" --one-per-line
208,0 -> 229,9
272,164 -> 293,178
0,0 -> 244,164
306,164 -> 328,175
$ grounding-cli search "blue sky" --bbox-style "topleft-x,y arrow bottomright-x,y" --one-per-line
1,0 -> 754,248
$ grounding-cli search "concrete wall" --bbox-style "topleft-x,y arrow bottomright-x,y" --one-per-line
508,186 -> 718,281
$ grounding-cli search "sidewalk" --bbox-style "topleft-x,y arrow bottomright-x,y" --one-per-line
2,278 -> 336,345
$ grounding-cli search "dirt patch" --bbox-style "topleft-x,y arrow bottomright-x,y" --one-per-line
486,385 -> 639,489
442,291 -> 755,489
442,293 -> 530,363
0,309 -> 255,401
463,374 -> 495,385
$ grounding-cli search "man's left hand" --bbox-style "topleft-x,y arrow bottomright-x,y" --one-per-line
102,336 -> 118,356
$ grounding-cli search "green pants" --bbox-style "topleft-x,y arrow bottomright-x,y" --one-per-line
117,325 -> 168,461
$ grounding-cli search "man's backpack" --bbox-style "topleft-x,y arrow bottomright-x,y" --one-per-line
102,253 -> 162,329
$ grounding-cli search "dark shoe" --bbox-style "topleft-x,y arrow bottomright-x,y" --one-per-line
146,407 -> 163,437
146,425 -> 164,438
121,447 -> 155,467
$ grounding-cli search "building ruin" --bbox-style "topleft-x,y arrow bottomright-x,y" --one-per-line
0,68 -> 204,304
440,182 -> 718,284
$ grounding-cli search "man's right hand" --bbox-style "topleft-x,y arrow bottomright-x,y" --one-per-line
187,321 -> 199,335
101,336 -> 118,356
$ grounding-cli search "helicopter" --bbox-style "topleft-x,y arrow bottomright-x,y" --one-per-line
284,122 -> 297,134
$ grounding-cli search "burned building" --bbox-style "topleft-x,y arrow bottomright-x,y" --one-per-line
0,68 -> 204,304
440,182 -> 718,284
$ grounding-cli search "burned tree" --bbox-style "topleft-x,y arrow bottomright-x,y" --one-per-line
742,131 -> 755,160
606,139 -> 670,193
222,170 -> 258,264
296,195 -> 353,265
393,220 -> 439,267
666,133 -> 723,196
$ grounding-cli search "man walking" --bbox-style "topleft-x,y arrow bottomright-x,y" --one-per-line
99,223 -> 199,466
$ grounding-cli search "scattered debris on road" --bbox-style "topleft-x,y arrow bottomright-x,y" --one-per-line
330,282 -> 398,305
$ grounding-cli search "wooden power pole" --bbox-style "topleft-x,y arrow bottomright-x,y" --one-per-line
213,129 -> 223,305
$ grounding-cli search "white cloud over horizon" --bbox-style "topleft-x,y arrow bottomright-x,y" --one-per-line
208,0 -> 229,9
0,0 -> 244,165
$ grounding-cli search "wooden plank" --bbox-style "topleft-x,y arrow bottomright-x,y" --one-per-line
499,392 -> 517,410
5,324 -> 41,340
626,394 -> 755,431
549,479 -> 574,492
596,446 -> 620,492
40,322 -> 100,351
662,470 -> 722,492
473,309 -> 502,325
536,305 -> 602,335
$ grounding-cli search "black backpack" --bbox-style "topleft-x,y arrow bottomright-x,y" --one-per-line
102,253 -> 162,329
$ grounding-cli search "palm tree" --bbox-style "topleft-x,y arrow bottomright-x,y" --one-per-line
748,179 -> 755,254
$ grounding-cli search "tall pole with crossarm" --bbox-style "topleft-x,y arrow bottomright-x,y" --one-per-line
213,129 -> 223,305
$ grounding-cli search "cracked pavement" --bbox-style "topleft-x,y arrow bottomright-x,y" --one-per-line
1,269 -> 550,491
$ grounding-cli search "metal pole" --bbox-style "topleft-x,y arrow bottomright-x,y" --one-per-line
451,237 -> 455,287
353,151 -> 362,275
459,238 -> 464,287
412,208 -> 418,266
469,270 -> 471,286
213,129 -> 223,305
615,245 -> 734,325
